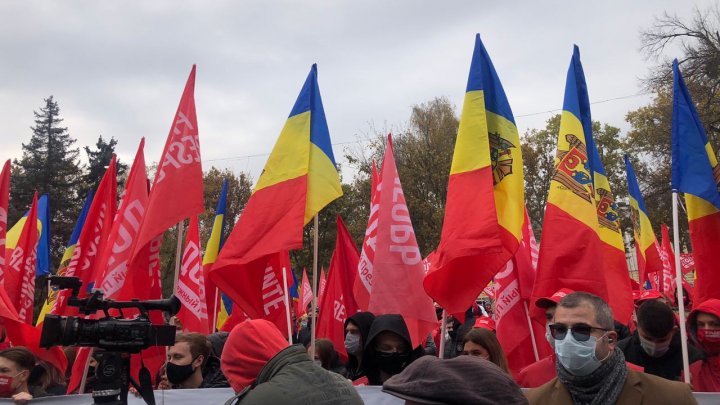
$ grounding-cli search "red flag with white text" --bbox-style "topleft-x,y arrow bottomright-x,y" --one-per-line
0,160 -> 10,278
318,268 -> 327,305
317,216 -> 360,362
176,216 -> 210,334
354,160 -> 379,310
297,268 -> 312,319
3,192 -> 39,323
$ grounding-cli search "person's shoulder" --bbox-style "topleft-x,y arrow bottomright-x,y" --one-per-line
524,377 -> 562,403
626,369 -> 695,401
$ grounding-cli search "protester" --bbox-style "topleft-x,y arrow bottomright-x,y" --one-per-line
383,355 -> 528,405
0,347 -> 44,403
525,292 -> 697,404
221,319 -> 362,404
619,299 -> 704,381
342,311 -> 375,381
363,314 -> 424,385
462,327 -> 510,374
28,359 -> 67,396
441,305 -> 477,359
310,339 -> 345,374
687,298 -> 720,391
473,315 -> 497,331
517,288 -> 574,387
166,332 -> 228,389
207,331 -> 229,358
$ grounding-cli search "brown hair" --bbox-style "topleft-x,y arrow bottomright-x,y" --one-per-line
462,328 -> 509,374
174,333 -> 212,366
33,359 -> 67,390
0,347 -> 36,372
314,339 -> 341,370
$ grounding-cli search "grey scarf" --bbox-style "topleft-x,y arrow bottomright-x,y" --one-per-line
556,348 -> 628,405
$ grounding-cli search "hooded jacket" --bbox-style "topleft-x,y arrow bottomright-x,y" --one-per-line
618,331 -> 704,381
342,311 -> 375,381
200,356 -> 230,388
362,314 -> 424,386
687,299 -> 720,391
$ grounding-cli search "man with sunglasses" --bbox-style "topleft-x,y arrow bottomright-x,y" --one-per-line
525,292 -> 696,404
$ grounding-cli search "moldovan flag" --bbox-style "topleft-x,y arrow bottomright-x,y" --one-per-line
671,59 -> 720,304
203,179 -> 228,330
425,34 -> 523,315
130,65 -> 203,269
52,157 -> 117,316
3,192 -> 39,323
0,160 -> 8,277
532,46 -> 610,316
36,190 -> 94,325
354,160 -> 379,311
625,155 -> 664,284
368,135 -> 436,348
317,216 -> 360,362
587,133 -> 633,323
210,64 -> 342,333
176,216 -> 210,334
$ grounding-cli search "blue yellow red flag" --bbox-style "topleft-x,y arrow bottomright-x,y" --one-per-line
202,179 -> 228,331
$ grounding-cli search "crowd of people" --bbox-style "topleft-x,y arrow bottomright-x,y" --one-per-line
1,290 -> 719,404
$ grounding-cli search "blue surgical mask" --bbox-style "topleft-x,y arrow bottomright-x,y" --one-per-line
555,332 -> 608,376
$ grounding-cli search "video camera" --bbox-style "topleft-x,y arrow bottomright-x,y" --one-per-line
39,276 -> 182,405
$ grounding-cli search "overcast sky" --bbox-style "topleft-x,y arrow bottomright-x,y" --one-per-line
0,1 -> 712,184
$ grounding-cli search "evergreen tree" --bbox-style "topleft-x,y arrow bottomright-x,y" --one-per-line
82,135 -> 127,197
11,96 -> 83,269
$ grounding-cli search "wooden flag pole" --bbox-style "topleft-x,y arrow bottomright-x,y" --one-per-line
282,267 -> 293,343
438,310 -> 447,359
172,221 -> 185,294
310,215 -> 319,360
672,192 -> 691,383
524,301 -> 540,362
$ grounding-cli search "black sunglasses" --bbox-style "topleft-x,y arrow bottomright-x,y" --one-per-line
548,323 -> 609,342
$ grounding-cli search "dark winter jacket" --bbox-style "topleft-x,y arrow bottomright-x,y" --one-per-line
200,355 -> 230,388
618,331 -> 705,381
342,311 -> 375,381
225,345 -> 362,405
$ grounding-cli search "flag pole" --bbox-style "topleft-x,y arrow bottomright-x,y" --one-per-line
282,267 -> 293,343
672,192 -> 691,383
212,287 -> 220,332
438,310 -> 447,359
310,215 -> 319,360
78,348 -> 94,394
524,301 -> 540,361
172,221 -> 185,294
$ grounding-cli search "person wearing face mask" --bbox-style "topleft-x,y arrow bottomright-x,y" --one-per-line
342,311 -> 375,382
0,347 -> 45,404
166,332 -> 228,389
525,292 -> 696,405
687,298 -> 720,391
363,314 -> 424,386
619,299 -> 704,381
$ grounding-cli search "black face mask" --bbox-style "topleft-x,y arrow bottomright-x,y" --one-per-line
375,351 -> 410,375
166,361 -> 196,385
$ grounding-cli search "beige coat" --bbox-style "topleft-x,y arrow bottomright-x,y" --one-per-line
524,369 -> 697,405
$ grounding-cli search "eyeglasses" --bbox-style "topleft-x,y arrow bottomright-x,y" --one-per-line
548,323 -> 609,342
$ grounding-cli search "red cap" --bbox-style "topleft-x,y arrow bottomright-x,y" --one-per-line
221,319 -> 288,393
635,290 -> 664,304
535,288 -> 574,309
473,316 -> 496,331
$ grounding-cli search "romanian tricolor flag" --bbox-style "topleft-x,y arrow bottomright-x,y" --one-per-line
625,155 -> 663,285
587,136 -> 633,323
36,190 -> 94,325
671,59 -> 720,304
202,179 -> 228,331
425,34 -> 523,314
532,46 -> 611,315
210,64 -> 342,326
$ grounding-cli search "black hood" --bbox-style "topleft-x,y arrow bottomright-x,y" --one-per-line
364,314 -> 412,351
345,311 -> 376,347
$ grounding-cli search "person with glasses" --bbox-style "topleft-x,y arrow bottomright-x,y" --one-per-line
525,292 -> 696,405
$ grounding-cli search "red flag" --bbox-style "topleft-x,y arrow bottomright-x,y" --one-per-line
297,268 -> 312,319
680,253 -> 695,275
658,224 -> 678,301
494,210 -> 551,374
175,216 -> 210,334
131,66 -> 203,268
354,160 -> 379,310
318,268 -> 327,305
317,216 -> 360,362
3,193 -> 39,323
53,158 -> 117,316
0,160 -> 10,278
367,135 -> 436,348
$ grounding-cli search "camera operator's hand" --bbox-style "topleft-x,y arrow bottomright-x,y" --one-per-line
11,391 -> 32,405
128,386 -> 142,398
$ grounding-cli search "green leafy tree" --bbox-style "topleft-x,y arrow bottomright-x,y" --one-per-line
522,115 -> 559,238
11,96 -> 82,268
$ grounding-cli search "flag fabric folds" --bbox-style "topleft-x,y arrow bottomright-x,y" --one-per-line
354,160 -> 379,311
532,46 -> 615,319
298,268 -> 313,319
670,59 -> 720,304
201,178 -> 228,331
318,267 -> 327,305
176,216 -> 210,334
317,216 -> 360,362
425,34 -> 523,315
0,160 -> 9,277
210,64 -> 342,330
3,192 -> 39,323
367,135 -> 436,348
625,155 -> 664,285
35,194 -> 51,277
